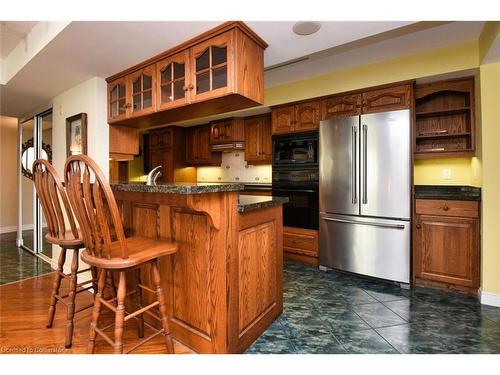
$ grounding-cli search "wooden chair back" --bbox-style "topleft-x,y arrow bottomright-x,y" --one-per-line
64,155 -> 128,260
32,159 -> 79,242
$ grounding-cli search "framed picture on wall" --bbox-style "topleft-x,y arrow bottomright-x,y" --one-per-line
66,113 -> 87,157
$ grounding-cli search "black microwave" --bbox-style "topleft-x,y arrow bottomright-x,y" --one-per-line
272,132 -> 318,168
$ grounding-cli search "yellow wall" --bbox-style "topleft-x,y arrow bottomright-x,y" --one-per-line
265,40 -> 482,188
414,157 -> 482,187
264,40 -> 479,107
479,62 -> 500,295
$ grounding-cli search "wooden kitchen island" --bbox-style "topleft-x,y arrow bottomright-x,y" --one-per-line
111,183 -> 287,353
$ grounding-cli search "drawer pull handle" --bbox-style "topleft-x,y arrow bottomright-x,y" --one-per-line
416,224 -> 422,229
442,206 -> 450,211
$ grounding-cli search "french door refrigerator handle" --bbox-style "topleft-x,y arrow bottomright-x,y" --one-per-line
351,125 -> 358,204
362,124 -> 368,204
321,216 -> 405,230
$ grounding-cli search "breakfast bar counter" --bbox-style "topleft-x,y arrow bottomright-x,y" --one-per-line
111,183 -> 285,353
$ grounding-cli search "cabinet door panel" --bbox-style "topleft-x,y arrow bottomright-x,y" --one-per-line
271,106 -> 295,135
260,115 -> 272,163
244,118 -> 261,163
415,215 -> 479,288
128,65 -> 156,118
185,128 -> 197,164
362,84 -> 411,114
321,94 -> 361,119
157,51 -> 190,111
190,31 -> 234,103
295,101 -> 320,132
196,126 -> 212,163
108,77 -> 128,123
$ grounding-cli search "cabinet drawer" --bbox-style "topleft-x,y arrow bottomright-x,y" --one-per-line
283,227 -> 318,257
415,199 -> 479,218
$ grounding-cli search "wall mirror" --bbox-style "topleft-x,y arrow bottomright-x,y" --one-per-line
21,138 -> 52,180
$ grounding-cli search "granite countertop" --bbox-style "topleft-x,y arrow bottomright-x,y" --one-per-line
111,182 -> 244,195
237,195 -> 289,213
414,185 -> 481,201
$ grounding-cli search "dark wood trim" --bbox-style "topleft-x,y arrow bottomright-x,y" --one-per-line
106,21 -> 268,83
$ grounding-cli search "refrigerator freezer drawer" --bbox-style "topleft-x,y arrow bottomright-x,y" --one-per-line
319,214 -> 410,283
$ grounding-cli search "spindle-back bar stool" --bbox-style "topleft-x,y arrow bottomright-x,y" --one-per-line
64,155 -> 177,354
33,159 -> 97,348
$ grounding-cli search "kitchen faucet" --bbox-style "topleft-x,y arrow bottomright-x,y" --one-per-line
146,165 -> 162,185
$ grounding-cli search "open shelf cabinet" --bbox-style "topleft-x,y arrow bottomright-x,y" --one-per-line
414,76 -> 475,159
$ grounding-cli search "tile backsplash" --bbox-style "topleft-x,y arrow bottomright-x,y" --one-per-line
197,152 -> 272,183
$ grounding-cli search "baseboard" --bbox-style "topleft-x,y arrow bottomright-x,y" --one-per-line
0,224 -> 48,234
481,291 -> 500,307
0,226 -> 18,234
0,224 -> 34,234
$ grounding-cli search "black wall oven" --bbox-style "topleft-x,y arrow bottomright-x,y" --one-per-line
273,132 -> 318,168
272,132 -> 319,230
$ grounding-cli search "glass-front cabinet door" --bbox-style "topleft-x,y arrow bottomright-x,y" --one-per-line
128,65 -> 156,117
107,77 -> 128,123
190,31 -> 233,103
156,51 -> 190,110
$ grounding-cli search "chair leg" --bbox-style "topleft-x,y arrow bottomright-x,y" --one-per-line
134,269 -> 145,338
88,268 -> 106,354
114,271 -> 127,354
151,259 -> 174,354
47,248 -> 66,328
107,271 -> 117,300
65,249 -> 79,348
90,266 -> 98,296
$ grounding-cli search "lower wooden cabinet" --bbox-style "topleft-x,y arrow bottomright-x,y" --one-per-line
283,226 -> 319,265
414,199 -> 480,294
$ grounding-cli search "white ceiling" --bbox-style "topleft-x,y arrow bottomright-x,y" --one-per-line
0,21 -> 37,59
0,20 -> 487,118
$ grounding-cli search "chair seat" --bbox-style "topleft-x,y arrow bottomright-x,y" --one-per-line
81,236 -> 177,270
46,230 -> 83,248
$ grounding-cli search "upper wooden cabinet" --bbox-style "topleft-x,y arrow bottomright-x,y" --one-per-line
271,100 -> 320,135
190,32 -> 233,103
295,101 -> 320,133
414,76 -> 475,159
128,65 -> 156,118
244,114 -> 272,165
210,118 -> 245,150
361,84 -> 412,114
109,125 -> 139,160
185,125 -> 222,166
321,94 -> 361,119
271,105 -> 295,135
106,22 -> 267,127
108,77 -> 128,123
156,51 -> 190,111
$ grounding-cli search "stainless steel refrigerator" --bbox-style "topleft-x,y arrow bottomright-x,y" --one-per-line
319,109 -> 411,283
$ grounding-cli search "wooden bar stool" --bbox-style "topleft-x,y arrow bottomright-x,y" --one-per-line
64,155 -> 177,354
32,159 -> 97,348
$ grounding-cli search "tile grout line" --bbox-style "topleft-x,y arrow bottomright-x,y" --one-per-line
349,302 -> 405,354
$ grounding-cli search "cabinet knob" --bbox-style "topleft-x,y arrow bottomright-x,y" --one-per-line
188,84 -> 194,90
122,103 -> 132,109
416,224 -> 421,229
442,206 -> 450,211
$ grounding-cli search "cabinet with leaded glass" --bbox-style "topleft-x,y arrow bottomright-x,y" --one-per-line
107,77 -> 128,123
156,51 -> 190,110
127,65 -> 156,118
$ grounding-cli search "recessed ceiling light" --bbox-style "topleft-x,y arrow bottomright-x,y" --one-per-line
292,21 -> 321,36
